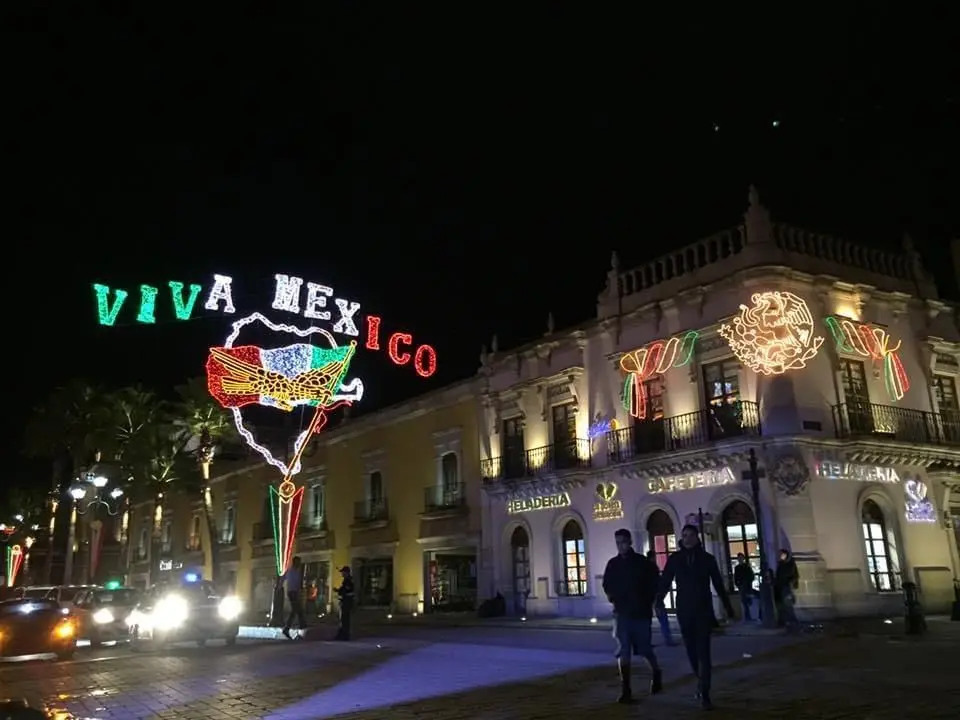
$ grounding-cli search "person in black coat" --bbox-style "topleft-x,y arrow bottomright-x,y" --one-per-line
602,528 -> 663,704
657,524 -> 735,710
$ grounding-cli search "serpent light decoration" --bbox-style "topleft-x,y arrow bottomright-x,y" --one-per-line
824,316 -> 910,402
720,291 -> 824,376
206,312 -> 364,575
5,544 -> 23,587
620,331 -> 698,419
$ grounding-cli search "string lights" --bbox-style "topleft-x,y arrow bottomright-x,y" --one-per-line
824,316 -> 910,402
720,291 -> 823,376
365,315 -> 438,378
5,544 -> 23,587
619,331 -> 698,419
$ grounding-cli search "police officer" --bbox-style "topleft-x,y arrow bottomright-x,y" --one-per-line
334,566 -> 355,641
657,524 -> 735,710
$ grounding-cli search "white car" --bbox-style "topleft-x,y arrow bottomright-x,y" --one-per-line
71,587 -> 140,646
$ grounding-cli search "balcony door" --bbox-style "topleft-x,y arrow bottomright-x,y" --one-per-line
551,402 -> 577,469
840,359 -> 873,434
634,376 -> 667,454
933,375 -> 960,443
502,417 -> 525,478
703,360 -> 743,440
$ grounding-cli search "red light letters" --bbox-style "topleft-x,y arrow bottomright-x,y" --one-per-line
364,315 -> 437,378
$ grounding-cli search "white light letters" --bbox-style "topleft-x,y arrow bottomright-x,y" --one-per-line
270,273 -> 361,337
332,298 -> 360,336
272,274 -> 304,314
204,274 -> 236,314
304,282 -> 333,320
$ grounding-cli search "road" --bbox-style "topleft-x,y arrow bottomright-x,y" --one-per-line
1,621 -> 958,718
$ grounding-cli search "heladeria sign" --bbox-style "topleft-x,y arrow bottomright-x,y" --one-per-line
506,493 -> 571,514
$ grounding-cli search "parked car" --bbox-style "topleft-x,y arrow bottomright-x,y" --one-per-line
71,586 -> 140,647
20,585 -> 97,606
128,574 -> 242,650
0,598 -> 78,661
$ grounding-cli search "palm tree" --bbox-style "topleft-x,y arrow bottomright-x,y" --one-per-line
174,377 -> 236,583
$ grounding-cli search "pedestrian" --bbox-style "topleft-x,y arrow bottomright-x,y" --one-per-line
775,548 -> 800,631
281,555 -> 306,639
657,524 -> 735,710
334,566 -> 355,641
602,528 -> 663,704
305,579 -> 320,620
646,549 -> 677,646
733,553 -> 756,622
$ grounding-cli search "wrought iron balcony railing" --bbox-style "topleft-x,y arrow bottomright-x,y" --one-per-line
481,438 -> 592,482
608,400 -> 761,464
832,402 -> 960,446
424,482 -> 467,513
353,498 -> 389,523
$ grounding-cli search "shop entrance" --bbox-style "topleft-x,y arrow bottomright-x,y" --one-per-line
426,548 -> 477,612
357,557 -> 394,607
646,510 -> 676,611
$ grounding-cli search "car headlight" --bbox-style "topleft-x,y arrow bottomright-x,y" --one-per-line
218,596 -> 242,621
93,608 -> 115,625
153,595 -> 189,630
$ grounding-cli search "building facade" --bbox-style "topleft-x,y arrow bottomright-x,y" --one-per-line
130,380 -> 483,618
478,188 -> 960,620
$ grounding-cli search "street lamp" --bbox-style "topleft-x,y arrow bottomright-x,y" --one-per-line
65,477 -> 124,585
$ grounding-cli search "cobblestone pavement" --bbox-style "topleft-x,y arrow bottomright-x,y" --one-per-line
0,622 -> 956,718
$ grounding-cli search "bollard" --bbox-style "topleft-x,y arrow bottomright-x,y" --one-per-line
951,578 -> 960,622
902,581 -> 927,636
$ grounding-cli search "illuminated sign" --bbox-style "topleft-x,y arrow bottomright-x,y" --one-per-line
620,331 -> 698,419
593,482 -> 624,521
824,316 -> 909,402
719,291 -> 823,376
814,461 -> 900,484
588,415 -> 619,439
647,467 -> 736,494
506,493 -> 571,514
904,479 -> 936,523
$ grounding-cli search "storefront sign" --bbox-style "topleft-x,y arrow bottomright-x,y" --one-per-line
158,559 -> 183,572
814,461 -> 900,484
506,493 -> 571,514
904,478 -> 936,523
593,482 -> 624,521
647,467 -> 736,494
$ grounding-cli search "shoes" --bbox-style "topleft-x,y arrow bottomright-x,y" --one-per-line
650,669 -> 663,694
281,628 -> 292,639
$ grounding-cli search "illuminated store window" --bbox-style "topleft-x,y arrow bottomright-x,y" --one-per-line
560,520 -> 587,596
511,526 -> 531,612
646,510 -> 676,609
862,499 -> 900,592
722,500 -> 760,591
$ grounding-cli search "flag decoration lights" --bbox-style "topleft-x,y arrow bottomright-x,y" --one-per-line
5,544 -> 23,587
720,291 -> 823,376
620,331 -> 698,419
824,316 -> 910,402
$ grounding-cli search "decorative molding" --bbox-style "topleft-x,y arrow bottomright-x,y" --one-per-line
769,452 -> 810,497
618,451 -> 749,480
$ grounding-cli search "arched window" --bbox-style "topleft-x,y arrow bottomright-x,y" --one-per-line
862,499 -> 900,591
560,520 -> 587,596
647,510 -> 677,609
722,500 -> 760,591
510,527 -> 531,607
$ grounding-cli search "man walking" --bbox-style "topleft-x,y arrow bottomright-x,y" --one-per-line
733,553 -> 756,621
334,566 -> 355,641
646,549 -> 677,646
281,555 -> 306,639
602,528 -> 663,704
775,548 -> 800,630
658,524 -> 735,710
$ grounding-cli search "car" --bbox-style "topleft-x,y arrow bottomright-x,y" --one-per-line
0,598 -> 78,661
71,586 -> 140,647
128,574 -> 242,650
19,585 -> 97,606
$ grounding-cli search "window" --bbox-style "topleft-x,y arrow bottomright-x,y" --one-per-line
308,484 -> 326,529
137,526 -> 149,560
703,360 -> 740,406
187,513 -> 202,551
642,377 -> 665,421
933,376 -> 960,441
551,403 -> 577,444
840,359 -> 873,433
722,501 -> 760,592
441,452 -> 459,493
560,520 -> 587,596
646,510 -> 677,609
510,527 -> 531,607
221,502 -> 236,544
862,500 -> 899,592
160,519 -> 172,553
368,471 -> 383,504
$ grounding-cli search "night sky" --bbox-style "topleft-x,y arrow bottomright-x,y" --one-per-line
6,7 -> 959,492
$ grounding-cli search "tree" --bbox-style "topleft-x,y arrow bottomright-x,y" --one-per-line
174,377 -> 236,583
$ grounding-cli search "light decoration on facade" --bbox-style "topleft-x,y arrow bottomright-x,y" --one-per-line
904,478 -> 936,523
588,414 -> 619,439
824,316 -> 910,402
619,331 -> 698,419
719,291 -> 823,376
5,544 -> 23,587
206,312 -> 364,575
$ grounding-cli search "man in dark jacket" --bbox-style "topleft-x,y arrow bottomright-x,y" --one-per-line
333,566 -> 355,641
733,553 -> 756,621
774,549 -> 799,630
658,524 -> 735,710
602,528 -> 663,704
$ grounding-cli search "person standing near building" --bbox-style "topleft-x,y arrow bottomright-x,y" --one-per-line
334,566 -> 355,641
775,548 -> 800,630
281,555 -> 306,639
658,524 -> 735,710
734,553 -> 756,621
602,529 -> 663,704
646,549 -> 677,646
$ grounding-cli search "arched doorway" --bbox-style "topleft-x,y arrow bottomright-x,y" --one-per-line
861,499 -> 900,591
647,509 -> 677,609
510,526 -> 531,613
721,500 -> 760,591
560,520 -> 587,596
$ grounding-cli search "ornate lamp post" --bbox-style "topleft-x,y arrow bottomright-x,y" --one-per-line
66,474 -> 124,585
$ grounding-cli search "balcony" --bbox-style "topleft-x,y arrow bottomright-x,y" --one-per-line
833,402 -> 960,446
354,498 -> 389,524
608,401 -> 761,464
299,515 -> 328,536
423,482 -> 467,514
481,438 -> 592,482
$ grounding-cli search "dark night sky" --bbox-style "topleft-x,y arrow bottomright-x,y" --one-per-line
5,7 -> 959,490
